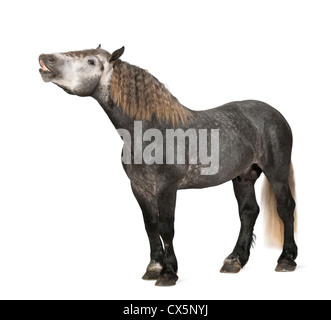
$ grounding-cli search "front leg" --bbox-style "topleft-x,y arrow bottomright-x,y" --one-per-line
155,187 -> 179,286
131,183 -> 164,280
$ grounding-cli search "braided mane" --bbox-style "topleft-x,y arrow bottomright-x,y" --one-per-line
110,60 -> 193,125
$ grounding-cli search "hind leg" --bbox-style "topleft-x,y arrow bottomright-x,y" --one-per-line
263,168 -> 298,271
270,180 -> 297,271
221,166 -> 261,273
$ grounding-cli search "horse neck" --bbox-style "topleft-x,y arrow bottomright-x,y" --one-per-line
92,60 -> 194,132
93,93 -> 135,133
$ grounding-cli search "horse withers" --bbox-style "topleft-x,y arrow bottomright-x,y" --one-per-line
39,46 -> 297,286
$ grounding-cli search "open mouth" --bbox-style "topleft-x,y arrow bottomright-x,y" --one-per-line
40,59 -> 51,72
39,57 -> 57,82
39,59 -> 54,73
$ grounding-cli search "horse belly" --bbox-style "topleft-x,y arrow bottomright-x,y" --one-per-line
177,142 -> 255,189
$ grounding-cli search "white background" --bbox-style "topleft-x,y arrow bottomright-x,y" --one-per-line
0,0 -> 330,300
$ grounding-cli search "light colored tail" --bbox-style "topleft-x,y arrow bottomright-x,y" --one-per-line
262,163 -> 297,247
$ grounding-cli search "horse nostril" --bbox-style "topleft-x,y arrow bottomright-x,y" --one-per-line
47,55 -> 55,63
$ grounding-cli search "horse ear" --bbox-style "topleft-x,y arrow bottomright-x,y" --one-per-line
96,44 -> 101,49
109,46 -> 125,63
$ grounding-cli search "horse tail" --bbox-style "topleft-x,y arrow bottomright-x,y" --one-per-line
262,163 -> 297,247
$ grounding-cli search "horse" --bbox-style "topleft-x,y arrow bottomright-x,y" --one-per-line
38,45 -> 297,286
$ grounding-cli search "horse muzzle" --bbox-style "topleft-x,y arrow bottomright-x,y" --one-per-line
38,54 -> 57,82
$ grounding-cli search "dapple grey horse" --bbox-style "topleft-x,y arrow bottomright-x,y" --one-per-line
39,46 -> 297,286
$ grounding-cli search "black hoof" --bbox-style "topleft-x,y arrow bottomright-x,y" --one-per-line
155,272 -> 178,287
142,270 -> 161,280
142,261 -> 162,280
275,259 -> 297,272
220,258 -> 242,274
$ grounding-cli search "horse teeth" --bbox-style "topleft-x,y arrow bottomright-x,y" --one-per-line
40,60 -> 50,72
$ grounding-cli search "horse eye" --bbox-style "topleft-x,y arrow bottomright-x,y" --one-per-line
88,59 -> 95,66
